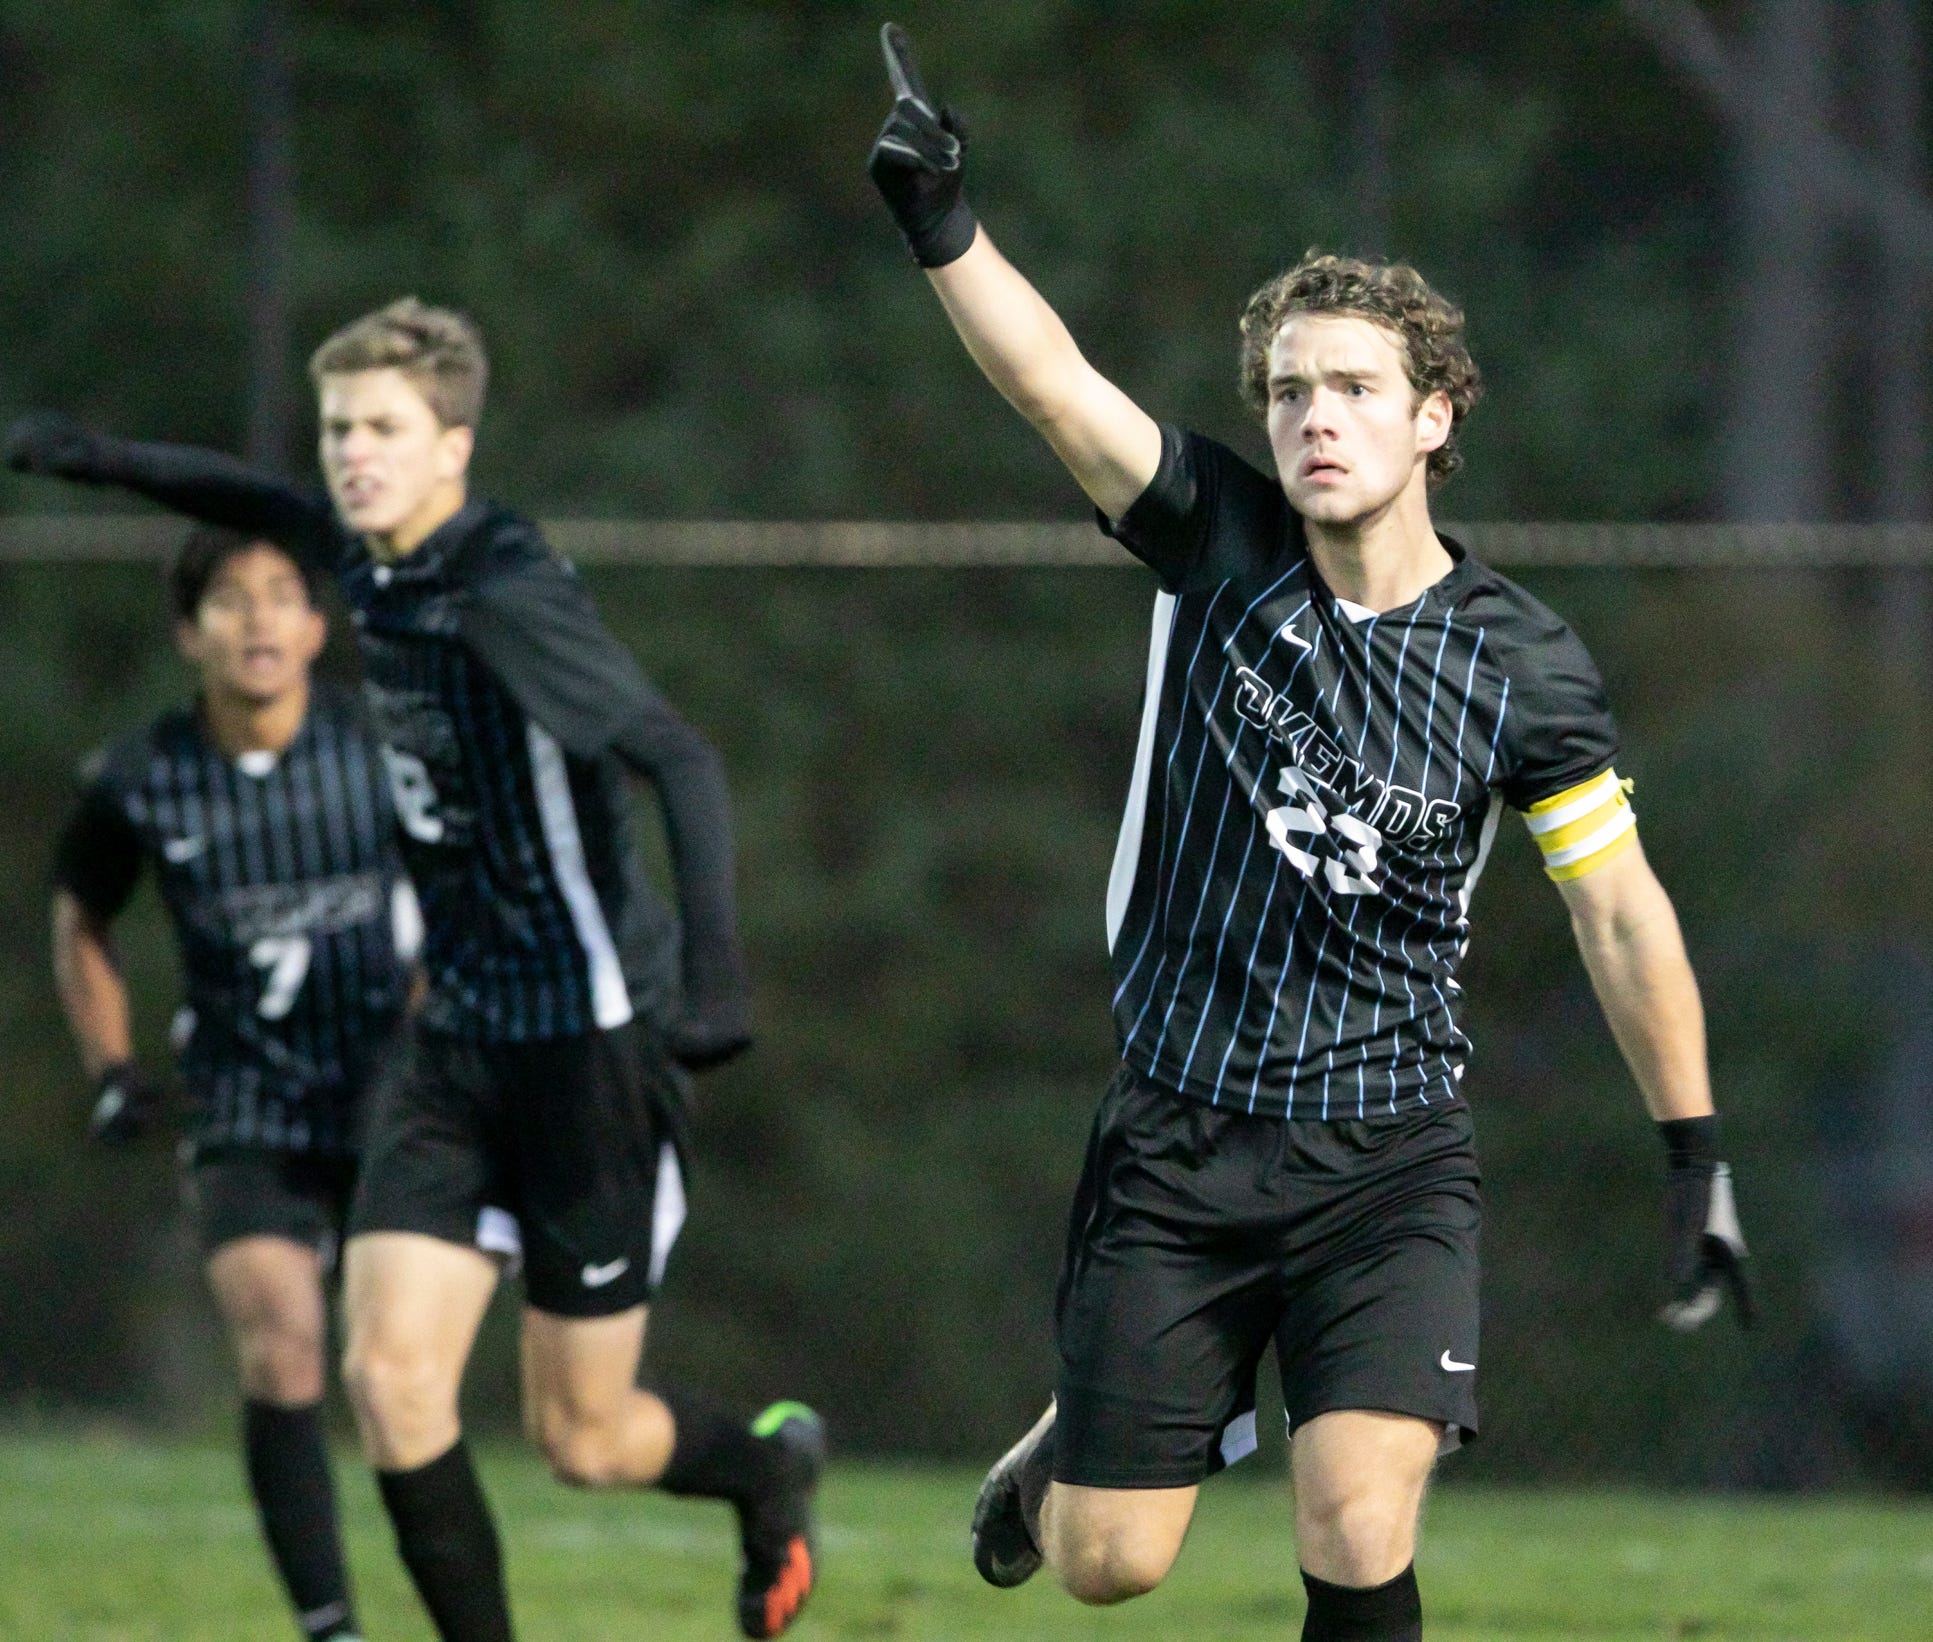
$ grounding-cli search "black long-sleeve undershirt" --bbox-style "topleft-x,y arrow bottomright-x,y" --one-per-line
61,429 -> 341,572
459,562 -> 747,1014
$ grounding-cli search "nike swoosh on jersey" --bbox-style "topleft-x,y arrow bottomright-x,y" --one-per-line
581,1257 -> 631,1288
1440,1350 -> 1476,1372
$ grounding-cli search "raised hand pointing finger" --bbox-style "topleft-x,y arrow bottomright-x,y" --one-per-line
867,22 -> 977,266
882,22 -> 938,118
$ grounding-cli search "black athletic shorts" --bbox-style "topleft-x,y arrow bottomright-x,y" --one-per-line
186,1146 -> 359,1264
1053,1064 -> 1482,1489
347,1018 -> 691,1318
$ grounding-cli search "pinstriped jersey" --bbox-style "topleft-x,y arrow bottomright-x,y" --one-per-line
54,683 -> 409,1154
344,510 -> 679,1042
1100,426 -> 1619,1120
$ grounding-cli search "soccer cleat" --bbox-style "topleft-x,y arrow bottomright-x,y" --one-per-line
971,1400 -> 1057,1589
736,1402 -> 825,1639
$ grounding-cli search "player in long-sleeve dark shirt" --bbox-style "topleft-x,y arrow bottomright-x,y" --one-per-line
9,411 -> 742,1053
8,297 -> 820,1642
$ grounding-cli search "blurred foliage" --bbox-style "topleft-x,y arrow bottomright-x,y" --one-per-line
1,0 -> 1927,1485
0,0 -> 1721,518
3,558 -> 1929,1487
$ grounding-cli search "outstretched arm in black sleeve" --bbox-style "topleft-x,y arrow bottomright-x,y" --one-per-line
5,412 -> 337,570
458,560 -> 752,1068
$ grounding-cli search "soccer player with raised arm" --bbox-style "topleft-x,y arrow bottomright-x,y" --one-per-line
9,299 -> 820,1642
51,525 -> 413,1642
867,26 -> 1752,1642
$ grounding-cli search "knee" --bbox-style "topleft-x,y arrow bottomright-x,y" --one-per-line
1054,1545 -> 1171,1606
235,1326 -> 326,1406
1045,1519 -> 1175,1606
532,1406 -> 623,1489
1296,1487 -> 1416,1586
341,1338 -> 453,1441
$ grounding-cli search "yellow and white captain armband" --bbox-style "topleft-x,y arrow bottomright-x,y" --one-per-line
1520,768 -> 1637,881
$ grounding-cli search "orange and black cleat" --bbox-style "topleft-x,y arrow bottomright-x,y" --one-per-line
736,1403 -> 825,1638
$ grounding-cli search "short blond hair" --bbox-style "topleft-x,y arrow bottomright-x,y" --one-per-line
1239,252 -> 1482,486
307,297 -> 488,429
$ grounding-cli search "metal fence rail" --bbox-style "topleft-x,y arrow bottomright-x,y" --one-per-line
4,515 -> 1933,567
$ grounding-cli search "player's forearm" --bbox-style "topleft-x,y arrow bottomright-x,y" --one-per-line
926,234 -> 1159,519
611,719 -> 747,1004
1570,887 -> 1714,1121
11,417 -> 331,559
92,434 -> 324,542
869,25 -> 1158,517
51,895 -> 134,1077
928,232 -> 1091,429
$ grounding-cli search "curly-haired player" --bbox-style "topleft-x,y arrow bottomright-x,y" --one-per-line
868,24 -> 1752,1642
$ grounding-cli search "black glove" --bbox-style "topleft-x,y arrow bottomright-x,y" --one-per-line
668,995 -> 753,1073
4,410 -> 112,482
1658,1116 -> 1755,1331
87,1060 -> 161,1145
867,22 -> 978,268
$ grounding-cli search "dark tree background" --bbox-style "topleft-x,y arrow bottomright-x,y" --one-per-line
1,1 -> 1930,1486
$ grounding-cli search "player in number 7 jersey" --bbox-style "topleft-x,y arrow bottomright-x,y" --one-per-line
51,525 -> 415,1642
868,22 -> 1752,1642
11,299 -> 820,1642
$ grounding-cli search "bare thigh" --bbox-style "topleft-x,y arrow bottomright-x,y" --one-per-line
340,1230 -> 500,1469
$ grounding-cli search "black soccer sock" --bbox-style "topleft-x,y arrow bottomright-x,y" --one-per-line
654,1385 -> 778,1509
1300,1564 -> 1423,1642
242,1400 -> 359,1641
376,1440 -> 514,1642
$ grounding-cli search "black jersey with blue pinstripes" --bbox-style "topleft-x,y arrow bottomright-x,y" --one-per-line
54,683 -> 408,1154
1100,426 -> 1620,1120
342,512 -> 680,1042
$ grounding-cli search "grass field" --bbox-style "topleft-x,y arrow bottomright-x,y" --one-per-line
3,1430 -> 1928,1641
